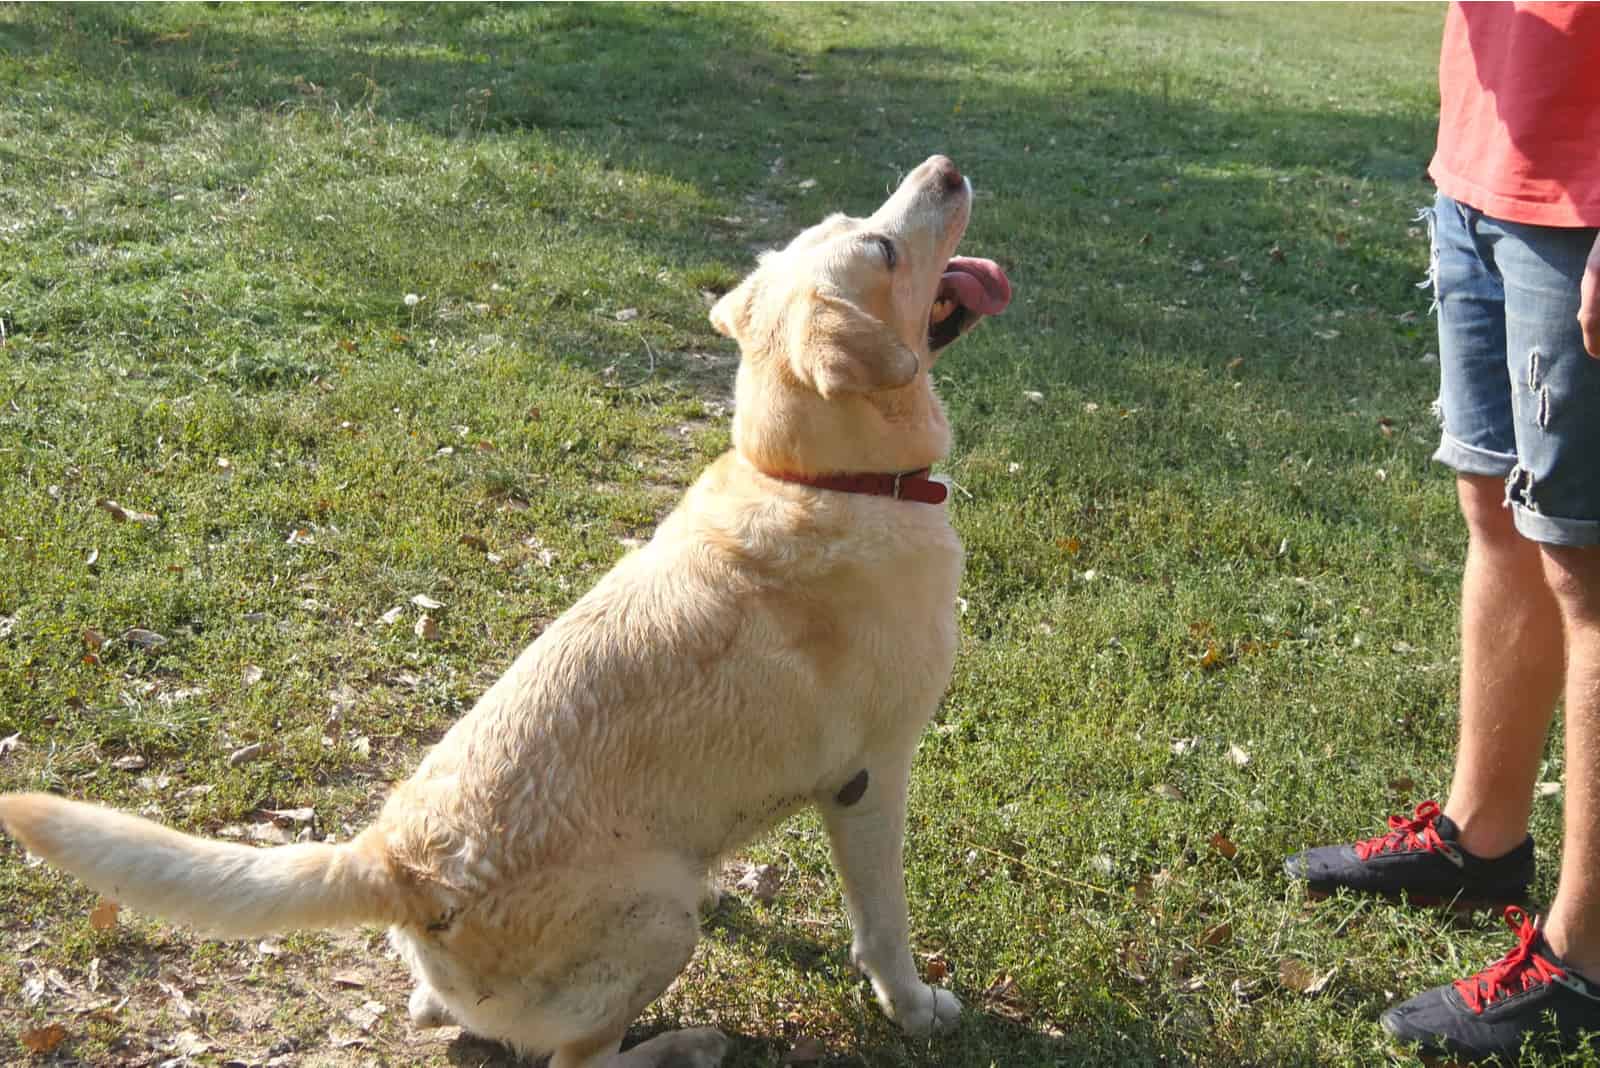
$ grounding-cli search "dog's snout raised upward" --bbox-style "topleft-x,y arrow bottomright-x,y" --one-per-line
917,154 -> 963,193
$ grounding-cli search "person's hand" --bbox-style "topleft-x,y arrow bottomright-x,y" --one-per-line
1582,230 -> 1600,358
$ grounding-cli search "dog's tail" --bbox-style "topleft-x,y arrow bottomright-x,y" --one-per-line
0,793 -> 410,938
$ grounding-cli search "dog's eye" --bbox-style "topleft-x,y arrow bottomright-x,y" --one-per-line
873,235 -> 898,270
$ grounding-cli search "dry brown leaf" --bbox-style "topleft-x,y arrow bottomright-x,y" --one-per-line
97,498 -> 158,524
89,899 -> 120,931
1151,783 -> 1184,802
1199,921 -> 1232,948
330,972 -> 367,989
925,957 -> 950,982
20,1023 -> 68,1053
414,615 -> 441,641
111,754 -> 146,771
1278,957 -> 1315,993
1208,832 -> 1239,860
157,979 -> 201,1022
458,533 -> 488,552
82,627 -> 105,651
735,863 -> 782,903
227,742 -> 266,767
122,628 -> 167,650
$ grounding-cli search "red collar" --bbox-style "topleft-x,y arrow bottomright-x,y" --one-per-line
763,466 -> 949,505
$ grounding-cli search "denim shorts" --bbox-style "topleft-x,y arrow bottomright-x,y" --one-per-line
1428,191 -> 1600,546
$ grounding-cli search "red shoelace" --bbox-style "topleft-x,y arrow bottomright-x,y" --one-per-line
1352,800 -> 1452,861
1454,907 -> 1569,1014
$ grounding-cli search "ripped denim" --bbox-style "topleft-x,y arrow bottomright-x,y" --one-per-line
1425,191 -> 1600,547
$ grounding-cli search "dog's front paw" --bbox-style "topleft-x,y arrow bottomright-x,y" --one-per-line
888,983 -> 961,1037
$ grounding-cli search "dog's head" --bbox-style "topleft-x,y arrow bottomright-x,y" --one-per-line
711,155 -> 1011,479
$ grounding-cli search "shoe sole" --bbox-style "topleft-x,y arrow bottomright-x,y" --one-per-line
1305,887 -> 1528,913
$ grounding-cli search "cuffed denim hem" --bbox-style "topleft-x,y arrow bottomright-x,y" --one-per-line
1511,504 -> 1600,548
1432,432 -> 1516,479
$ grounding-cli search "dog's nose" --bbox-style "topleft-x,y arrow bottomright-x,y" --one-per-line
930,156 -> 964,192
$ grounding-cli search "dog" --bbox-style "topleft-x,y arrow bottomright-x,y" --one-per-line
0,154 -> 1011,1068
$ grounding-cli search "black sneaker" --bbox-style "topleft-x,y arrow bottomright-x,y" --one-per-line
1381,907 -> 1600,1063
1283,800 -> 1533,909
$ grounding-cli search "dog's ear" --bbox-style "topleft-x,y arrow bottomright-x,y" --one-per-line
791,290 -> 919,398
709,277 -> 756,341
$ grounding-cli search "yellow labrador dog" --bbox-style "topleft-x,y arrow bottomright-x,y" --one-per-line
0,154 -> 1011,1068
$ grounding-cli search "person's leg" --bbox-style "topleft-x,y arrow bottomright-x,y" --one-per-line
1536,544 -> 1600,978
1442,474 -> 1564,860
1381,213 -> 1600,1062
1284,194 -> 1542,905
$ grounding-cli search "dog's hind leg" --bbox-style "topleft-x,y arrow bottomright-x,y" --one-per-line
529,874 -> 728,1068
819,755 -> 960,1036
552,1026 -> 729,1068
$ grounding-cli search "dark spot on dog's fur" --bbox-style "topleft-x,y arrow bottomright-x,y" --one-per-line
427,907 -> 459,933
835,768 -> 869,806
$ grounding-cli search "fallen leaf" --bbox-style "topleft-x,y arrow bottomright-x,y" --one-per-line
351,736 -> 372,759
1226,356 -> 1245,371
157,979 -> 202,1022
410,594 -> 445,611
1388,775 -> 1415,795
1023,390 -> 1045,404
458,534 -> 488,552
1171,736 -> 1198,757
379,605 -> 405,626
1208,833 -> 1239,860
286,528 -> 316,546
1538,781 -> 1563,798
111,755 -> 147,771
614,307 -> 640,322
1278,959 -> 1336,996
89,899 -> 120,931
1227,743 -> 1251,768
925,957 -> 950,982
170,1030 -> 214,1056
82,627 -> 106,651
415,615 -> 441,641
735,862 -> 782,904
331,972 -> 367,989
1199,921 -> 1232,947
0,733 -> 20,758
227,742 -> 266,766
257,939 -> 284,958
1151,783 -> 1184,802
264,807 -> 314,826
20,1023 -> 68,1053
97,498 -> 158,524
121,628 -> 168,650
247,822 -> 293,845
243,664 -> 266,687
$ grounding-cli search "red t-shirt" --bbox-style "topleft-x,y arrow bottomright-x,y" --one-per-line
1430,1 -> 1600,228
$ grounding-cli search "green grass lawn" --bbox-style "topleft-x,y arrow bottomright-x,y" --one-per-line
0,3 -> 1586,1066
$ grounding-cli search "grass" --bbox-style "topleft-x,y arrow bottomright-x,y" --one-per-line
0,3 -> 1587,1066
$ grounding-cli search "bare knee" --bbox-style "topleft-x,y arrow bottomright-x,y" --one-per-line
1540,545 -> 1600,624
1459,474 -> 1524,549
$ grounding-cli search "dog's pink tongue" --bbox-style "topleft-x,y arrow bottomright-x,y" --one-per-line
940,257 -> 1012,316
